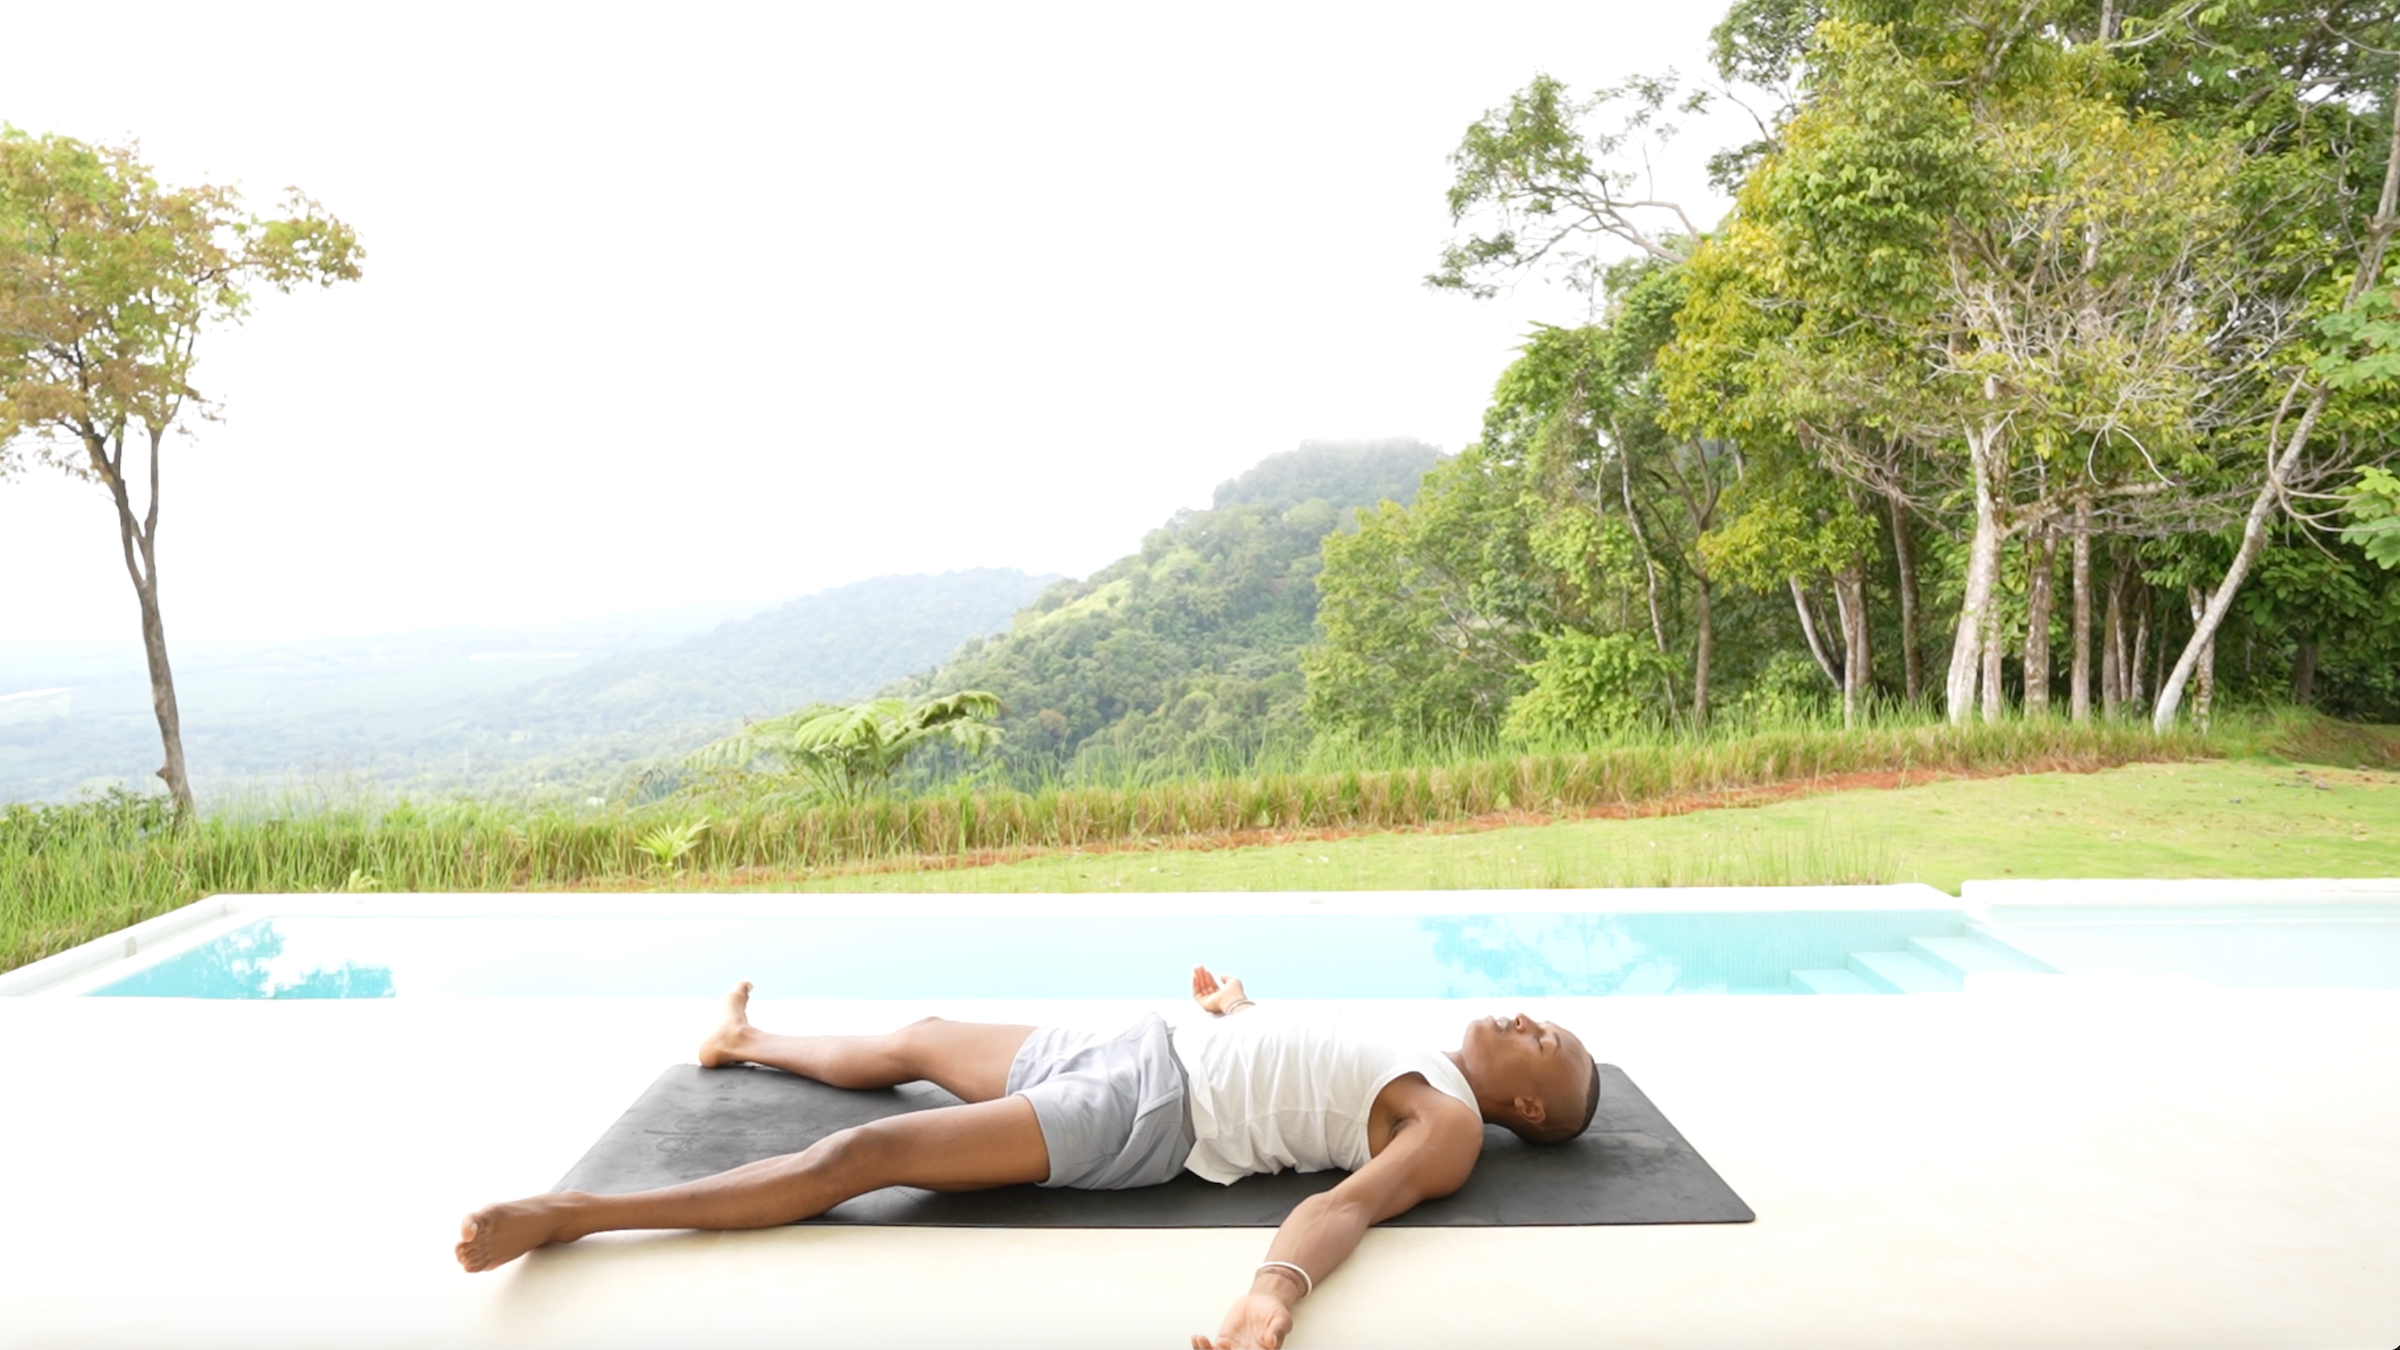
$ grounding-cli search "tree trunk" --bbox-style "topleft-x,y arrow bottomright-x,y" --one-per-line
2156,71 -> 2400,732
2185,585 -> 2216,730
90,425 -> 194,816
1833,566 -> 1869,728
1847,564 -> 1871,721
1791,576 -> 1841,689
1981,601 -> 2006,723
1946,419 -> 2004,725
1619,453 -> 1670,662
2131,593 -> 2151,709
1889,492 -> 1923,703
1692,573 -> 1714,727
1614,455 -> 1679,723
2292,641 -> 2318,706
2070,502 -> 2093,722
2101,556 -> 2124,717
2024,528 -> 2055,717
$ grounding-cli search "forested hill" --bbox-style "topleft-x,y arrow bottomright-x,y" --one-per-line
897,440 -> 1443,779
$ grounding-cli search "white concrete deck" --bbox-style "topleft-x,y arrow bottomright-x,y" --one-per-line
4,981 -> 2396,1347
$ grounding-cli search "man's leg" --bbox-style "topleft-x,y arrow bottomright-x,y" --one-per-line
454,983 -> 1050,1272
455,1094 -> 1049,1271
695,980 -> 1035,1103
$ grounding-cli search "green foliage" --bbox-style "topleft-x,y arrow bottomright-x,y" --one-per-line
0,129 -> 362,454
2343,467 -> 2400,571
1709,0 -> 1824,89
1750,18 -> 1978,321
1501,631 -> 1678,741
1701,462 -> 1877,590
2318,278 -> 2400,393
635,817 -> 710,869
1731,650 -> 1834,723
1306,449 -> 1552,737
1430,71 -> 1703,297
686,692 -> 1000,804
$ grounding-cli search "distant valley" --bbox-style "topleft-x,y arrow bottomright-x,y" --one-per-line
0,569 -> 1056,803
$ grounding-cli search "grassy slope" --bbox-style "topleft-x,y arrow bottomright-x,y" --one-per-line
765,760 -> 2400,896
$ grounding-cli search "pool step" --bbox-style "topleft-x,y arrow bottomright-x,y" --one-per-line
1848,949 -> 1964,994
1789,967 -> 1879,995
1793,927 -> 2061,995
1908,934 -> 2045,978
1963,925 -> 2062,974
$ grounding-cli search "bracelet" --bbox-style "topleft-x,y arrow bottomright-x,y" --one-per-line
1255,1260 -> 1313,1299
1226,998 -> 1255,1012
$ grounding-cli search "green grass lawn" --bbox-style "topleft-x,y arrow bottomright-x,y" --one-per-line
766,759 -> 2399,896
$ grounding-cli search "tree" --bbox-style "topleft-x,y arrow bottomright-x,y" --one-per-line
685,692 -> 1001,804
1416,0 -> 2400,744
1304,451 -> 1550,737
2154,74 -> 2400,729
0,130 -> 360,813
1429,72 -> 1707,297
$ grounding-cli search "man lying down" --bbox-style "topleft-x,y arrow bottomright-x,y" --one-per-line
456,968 -> 1598,1349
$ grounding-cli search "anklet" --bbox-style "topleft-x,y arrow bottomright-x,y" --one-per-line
1256,1260 -> 1312,1298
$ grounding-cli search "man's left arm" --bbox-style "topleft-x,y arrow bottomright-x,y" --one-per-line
1191,1078 -> 1482,1350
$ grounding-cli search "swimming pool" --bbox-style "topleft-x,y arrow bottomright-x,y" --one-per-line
82,906 -> 1992,999
13,885 -> 2396,1000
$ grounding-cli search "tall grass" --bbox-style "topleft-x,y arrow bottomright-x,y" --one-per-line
1,711 -> 2258,974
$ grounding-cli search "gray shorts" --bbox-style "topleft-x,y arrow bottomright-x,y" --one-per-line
1006,1014 -> 1195,1190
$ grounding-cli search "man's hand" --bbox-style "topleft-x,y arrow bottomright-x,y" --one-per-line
1191,966 -> 1254,1016
1191,1290 -> 1294,1349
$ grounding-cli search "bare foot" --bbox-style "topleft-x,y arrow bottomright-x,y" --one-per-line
455,1197 -> 580,1272
697,980 -> 756,1068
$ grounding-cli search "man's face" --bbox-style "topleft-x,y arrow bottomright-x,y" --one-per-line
1463,1012 -> 1591,1133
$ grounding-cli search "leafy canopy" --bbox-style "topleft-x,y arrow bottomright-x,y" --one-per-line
0,128 -> 361,472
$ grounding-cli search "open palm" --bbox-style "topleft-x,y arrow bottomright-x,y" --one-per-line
1191,966 -> 1251,1015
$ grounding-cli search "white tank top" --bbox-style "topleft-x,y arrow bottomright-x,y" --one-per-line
1175,1005 -> 1480,1185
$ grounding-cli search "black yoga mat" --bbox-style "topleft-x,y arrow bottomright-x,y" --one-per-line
554,1061 -> 1753,1227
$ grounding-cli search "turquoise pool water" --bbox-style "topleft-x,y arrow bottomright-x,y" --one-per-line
90,909 -> 1976,999
85,904 -> 2400,999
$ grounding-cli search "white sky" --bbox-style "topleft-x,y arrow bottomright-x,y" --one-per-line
1,1 -> 1741,665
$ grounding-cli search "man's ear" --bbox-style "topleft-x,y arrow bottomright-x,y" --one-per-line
1511,1094 -> 1549,1127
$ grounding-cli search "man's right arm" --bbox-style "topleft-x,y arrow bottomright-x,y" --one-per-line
1191,1079 -> 1483,1349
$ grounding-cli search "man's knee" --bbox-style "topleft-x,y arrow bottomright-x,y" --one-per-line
813,1119 -> 904,1183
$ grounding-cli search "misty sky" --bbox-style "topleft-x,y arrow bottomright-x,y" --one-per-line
1,1 -> 1741,665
